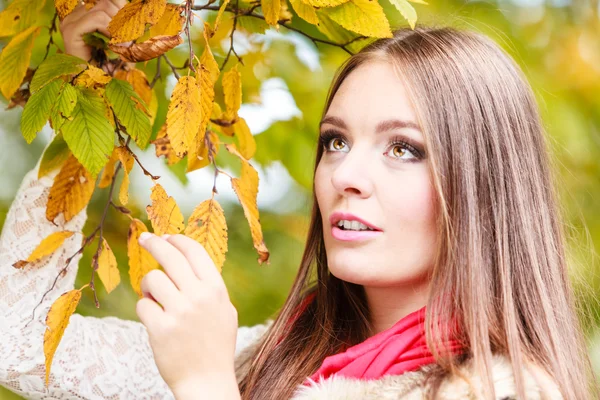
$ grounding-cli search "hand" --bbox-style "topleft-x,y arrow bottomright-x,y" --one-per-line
59,0 -> 127,61
135,233 -> 239,398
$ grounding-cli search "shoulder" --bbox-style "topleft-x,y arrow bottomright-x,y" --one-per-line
291,353 -> 562,400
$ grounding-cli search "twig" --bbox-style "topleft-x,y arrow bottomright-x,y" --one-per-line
42,12 -> 59,62
149,55 -> 163,89
221,0 -> 243,70
185,0 -> 197,73
163,54 -> 181,79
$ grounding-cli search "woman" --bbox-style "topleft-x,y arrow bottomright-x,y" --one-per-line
0,1 -> 597,399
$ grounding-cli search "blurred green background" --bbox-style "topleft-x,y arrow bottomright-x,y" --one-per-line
1,0 -> 599,398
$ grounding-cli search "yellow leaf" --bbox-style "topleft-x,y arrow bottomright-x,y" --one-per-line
212,0 -> 231,37
201,24 -> 220,85
189,63 -> 216,160
279,1 -> 293,21
234,117 -> 256,159
389,0 -> 417,30
44,288 -> 83,386
261,0 -> 281,26
166,75 -> 203,158
108,0 -> 167,44
46,155 -> 96,224
222,65 -> 241,120
116,147 -> 134,205
0,25 -> 41,100
148,3 -> 185,37
74,65 -> 112,88
0,0 -> 42,37
184,198 -> 228,272
225,144 -> 269,264
55,0 -> 79,19
83,0 -> 98,10
325,0 -> 392,38
146,183 -> 184,236
289,0 -> 318,25
98,147 -> 120,189
12,231 -> 75,268
152,123 -> 182,165
187,130 -> 219,172
300,0 -> 349,7
128,219 -> 159,297
97,238 -> 120,294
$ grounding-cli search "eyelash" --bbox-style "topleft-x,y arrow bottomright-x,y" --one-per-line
318,130 -> 425,161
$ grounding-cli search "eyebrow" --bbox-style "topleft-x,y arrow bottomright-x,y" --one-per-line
319,116 -> 422,134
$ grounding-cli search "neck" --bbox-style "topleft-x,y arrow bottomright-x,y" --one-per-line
364,280 -> 430,335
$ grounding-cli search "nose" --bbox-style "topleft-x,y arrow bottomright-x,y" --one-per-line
330,147 -> 374,198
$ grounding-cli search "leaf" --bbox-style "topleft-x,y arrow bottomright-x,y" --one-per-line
222,64 -> 241,120
98,146 -> 120,189
315,9 -> 357,44
0,0 -> 42,37
261,0 -> 281,26
61,87 -> 115,177
211,0 -> 231,37
105,78 -> 152,149
189,62 -> 216,160
237,16 -> 269,35
148,3 -> 185,37
114,68 -> 153,109
151,123 -> 182,165
300,0 -> 348,8
166,75 -> 203,158
46,154 -> 96,224
116,147 -> 134,205
187,130 -> 219,172
146,183 -> 184,236
97,238 -> 120,294
30,53 -> 87,94
225,144 -> 270,264
201,24 -> 220,85
108,0 -> 167,44
21,80 -> 64,144
49,82 -> 78,131
234,117 -> 256,159
324,0 -> 393,39
128,219 -> 159,297
289,0 -> 319,25
184,198 -> 228,272
55,0 -> 79,20
12,231 -> 75,268
73,65 -> 112,88
0,25 -> 41,100
109,35 -> 183,63
389,0 -> 417,29
44,288 -> 83,386
38,134 -> 72,179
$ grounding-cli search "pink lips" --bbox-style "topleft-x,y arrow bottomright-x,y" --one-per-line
329,211 -> 383,242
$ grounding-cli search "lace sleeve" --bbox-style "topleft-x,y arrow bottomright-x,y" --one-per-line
0,153 -> 272,399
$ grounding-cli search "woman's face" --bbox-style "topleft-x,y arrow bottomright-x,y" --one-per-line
315,61 -> 438,289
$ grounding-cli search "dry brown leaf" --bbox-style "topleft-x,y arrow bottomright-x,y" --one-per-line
152,123 -> 182,165
44,287 -> 84,385
108,0 -> 167,44
225,144 -> 270,264
128,219 -> 159,297
146,183 -> 184,236
97,238 -> 120,294
46,155 -> 96,224
184,198 -> 228,272
109,35 -> 183,63
12,231 -> 75,269
166,75 -> 203,158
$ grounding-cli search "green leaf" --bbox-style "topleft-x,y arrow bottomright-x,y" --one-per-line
50,83 -> 79,131
0,25 -> 40,100
389,0 -> 417,29
30,53 -> 87,94
61,87 -> 115,177
237,16 -> 270,35
323,0 -> 392,38
105,78 -> 152,149
38,134 -> 72,179
20,80 -> 64,144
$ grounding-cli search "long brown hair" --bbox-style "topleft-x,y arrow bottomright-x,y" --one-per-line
237,25 -> 599,400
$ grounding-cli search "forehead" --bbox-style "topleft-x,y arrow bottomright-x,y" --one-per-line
324,61 -> 420,136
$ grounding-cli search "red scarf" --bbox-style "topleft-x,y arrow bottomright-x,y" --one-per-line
291,293 -> 463,385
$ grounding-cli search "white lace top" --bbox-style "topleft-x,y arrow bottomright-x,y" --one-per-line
0,152 -> 271,399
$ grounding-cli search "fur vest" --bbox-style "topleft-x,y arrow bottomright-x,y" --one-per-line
234,323 -> 562,400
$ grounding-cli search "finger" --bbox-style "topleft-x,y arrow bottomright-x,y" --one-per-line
108,0 -> 128,8
140,269 -> 182,311
61,4 -> 87,28
136,297 -> 165,332
71,10 -> 112,38
138,233 -> 199,292
163,234 -> 224,287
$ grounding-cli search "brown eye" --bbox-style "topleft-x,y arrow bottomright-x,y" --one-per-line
392,146 -> 406,158
386,144 -> 417,160
332,138 -> 345,150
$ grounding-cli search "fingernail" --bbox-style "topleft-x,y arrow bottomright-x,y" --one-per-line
139,232 -> 152,243
161,234 -> 172,240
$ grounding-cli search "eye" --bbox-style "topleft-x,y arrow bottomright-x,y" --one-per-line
386,143 -> 417,160
319,130 -> 349,153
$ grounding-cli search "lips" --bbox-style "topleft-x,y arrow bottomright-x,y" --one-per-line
329,211 -> 382,231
